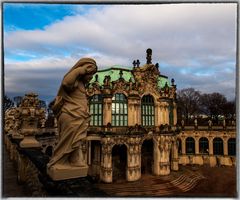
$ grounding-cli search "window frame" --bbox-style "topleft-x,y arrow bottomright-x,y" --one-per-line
141,95 -> 155,127
89,94 -> 103,126
111,93 -> 128,126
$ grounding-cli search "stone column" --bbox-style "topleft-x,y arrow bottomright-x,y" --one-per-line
193,137 -> 203,165
209,137 -> 213,155
153,135 -> 172,175
179,137 -> 189,165
159,104 -> 164,125
159,136 -> 172,175
208,137 -> 216,167
153,136 -> 160,175
195,137 -> 199,154
223,139 -> 228,156
173,102 -> 177,125
103,96 -> 112,126
128,97 -> 140,126
88,141 -> 91,165
127,143 -> 141,181
136,100 -> 141,125
165,103 -> 169,125
100,143 -> 112,183
171,138 -> 179,171
220,138 -> 232,166
155,101 -> 161,126
182,137 -> 186,154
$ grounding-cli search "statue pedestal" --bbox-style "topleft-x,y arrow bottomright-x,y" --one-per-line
20,136 -> 41,148
47,164 -> 89,181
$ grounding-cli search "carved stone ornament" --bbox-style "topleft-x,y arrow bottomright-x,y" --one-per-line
16,93 -> 46,148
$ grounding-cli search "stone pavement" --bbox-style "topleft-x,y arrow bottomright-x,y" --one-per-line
95,168 -> 205,197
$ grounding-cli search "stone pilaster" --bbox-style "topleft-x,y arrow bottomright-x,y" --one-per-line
182,137 -> 186,154
102,97 -> 112,126
171,138 -> 179,171
208,137 -> 213,155
165,103 -> 169,125
195,137 -> 199,154
127,142 -> 141,182
159,104 -> 164,125
88,141 -> 91,165
128,97 -> 140,126
153,135 -> 172,175
100,143 -> 113,183
223,139 -> 228,156
155,102 -> 160,126
173,102 -> 177,126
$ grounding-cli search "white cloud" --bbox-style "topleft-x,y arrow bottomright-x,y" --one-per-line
4,3 -> 237,100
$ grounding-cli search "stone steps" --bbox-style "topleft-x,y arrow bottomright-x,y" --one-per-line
96,171 -> 205,196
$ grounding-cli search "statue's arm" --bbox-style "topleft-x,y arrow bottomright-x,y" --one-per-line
62,67 -> 86,90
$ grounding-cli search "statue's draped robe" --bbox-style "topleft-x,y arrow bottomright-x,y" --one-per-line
48,58 -> 96,168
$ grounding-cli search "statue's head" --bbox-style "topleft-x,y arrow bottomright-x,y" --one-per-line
71,57 -> 98,83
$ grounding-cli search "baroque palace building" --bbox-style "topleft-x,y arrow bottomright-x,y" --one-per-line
84,49 -> 179,183
83,49 -> 236,183
4,49 -> 236,185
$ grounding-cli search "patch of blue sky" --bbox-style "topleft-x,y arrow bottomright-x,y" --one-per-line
5,54 -> 37,62
158,61 -> 171,68
3,3 -> 106,31
194,71 -> 213,77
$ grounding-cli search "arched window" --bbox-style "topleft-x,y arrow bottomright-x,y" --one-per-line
141,95 -> 155,126
112,93 -> 128,126
228,138 -> 236,156
186,137 -> 195,154
213,137 -> 223,155
89,94 -> 103,126
199,137 -> 209,154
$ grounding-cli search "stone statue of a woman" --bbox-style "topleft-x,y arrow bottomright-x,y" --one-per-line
47,58 -> 97,180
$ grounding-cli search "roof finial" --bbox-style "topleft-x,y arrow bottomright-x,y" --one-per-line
146,48 -> 152,64
132,60 -> 137,67
136,59 -> 140,67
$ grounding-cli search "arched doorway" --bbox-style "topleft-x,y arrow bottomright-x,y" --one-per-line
90,140 -> 101,179
199,137 -> 209,154
186,137 -> 195,154
213,137 -> 223,155
141,139 -> 153,174
112,144 -> 127,182
228,138 -> 236,156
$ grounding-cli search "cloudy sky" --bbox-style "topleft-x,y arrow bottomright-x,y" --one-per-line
3,3 -> 237,103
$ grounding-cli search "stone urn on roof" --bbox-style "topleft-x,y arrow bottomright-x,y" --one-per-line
15,92 -> 46,148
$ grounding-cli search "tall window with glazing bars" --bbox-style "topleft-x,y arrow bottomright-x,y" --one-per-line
89,94 -> 103,126
141,95 -> 155,126
112,93 -> 128,126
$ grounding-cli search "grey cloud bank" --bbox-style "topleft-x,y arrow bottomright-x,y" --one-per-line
4,3 -> 237,102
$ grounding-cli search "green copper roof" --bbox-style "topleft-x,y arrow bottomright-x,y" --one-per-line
158,76 -> 170,88
90,66 -> 133,86
90,65 -> 170,89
